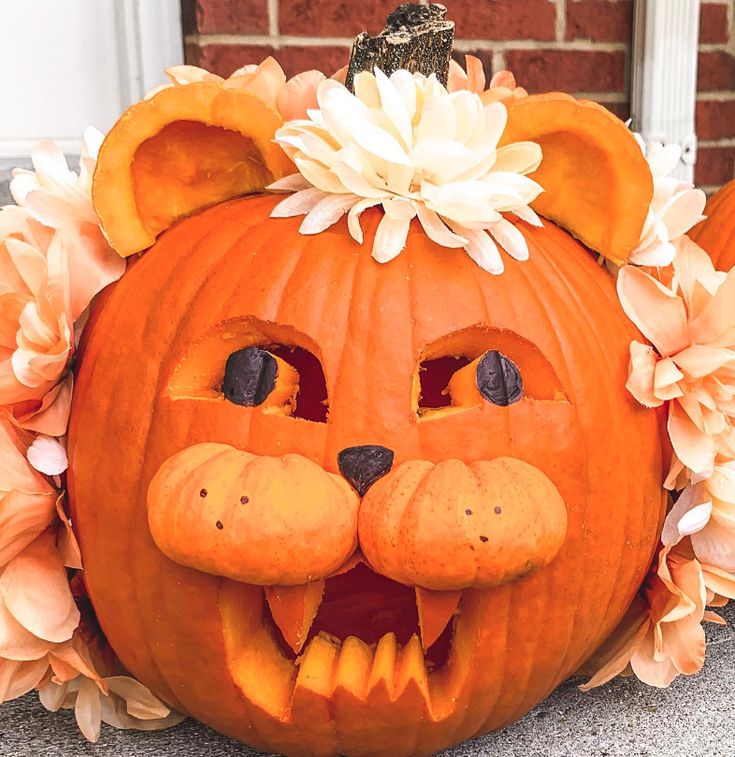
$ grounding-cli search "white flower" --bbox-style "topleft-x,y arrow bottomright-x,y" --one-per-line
269,68 -> 544,274
628,136 -> 706,267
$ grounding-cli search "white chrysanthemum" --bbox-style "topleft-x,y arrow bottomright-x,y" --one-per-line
629,135 -> 707,267
269,68 -> 544,274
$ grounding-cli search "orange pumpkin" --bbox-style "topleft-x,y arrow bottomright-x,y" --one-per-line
68,185 -> 664,755
690,179 -> 735,271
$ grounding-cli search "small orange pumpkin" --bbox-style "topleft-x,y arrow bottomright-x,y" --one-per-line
690,179 -> 735,271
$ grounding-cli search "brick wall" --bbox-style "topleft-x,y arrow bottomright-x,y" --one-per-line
183,0 -> 735,191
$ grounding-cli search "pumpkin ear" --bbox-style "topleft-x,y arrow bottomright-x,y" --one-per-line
501,93 -> 653,265
92,83 -> 293,257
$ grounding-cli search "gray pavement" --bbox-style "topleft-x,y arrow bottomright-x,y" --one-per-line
2,169 -> 734,755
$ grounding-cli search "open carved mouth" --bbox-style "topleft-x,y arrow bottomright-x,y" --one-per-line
217,553 -> 479,722
261,557 -> 458,671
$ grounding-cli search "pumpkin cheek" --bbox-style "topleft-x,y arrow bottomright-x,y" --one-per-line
147,442 -> 360,585
358,457 -> 568,591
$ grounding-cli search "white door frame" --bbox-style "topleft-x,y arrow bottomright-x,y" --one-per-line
631,0 -> 701,182
0,0 -> 183,163
116,0 -> 185,105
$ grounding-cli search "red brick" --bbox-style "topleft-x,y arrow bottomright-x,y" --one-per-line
697,99 -> 735,139
453,0 -> 556,40
696,146 -> 735,187
279,0 -> 399,36
699,3 -> 731,44
565,0 -> 633,43
276,45 -> 352,77
186,44 -> 276,77
192,0 -> 269,34
504,49 -> 627,93
698,51 -> 735,91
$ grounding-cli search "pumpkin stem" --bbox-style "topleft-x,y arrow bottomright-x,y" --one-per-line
345,3 -> 455,91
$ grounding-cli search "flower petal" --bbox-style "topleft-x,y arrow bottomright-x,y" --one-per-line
105,676 -> 172,720
372,213 -> 412,264
299,194 -> 359,235
270,187 -> 327,218
487,217 -> 529,262
668,401 -> 716,475
616,265 -> 689,356
415,205 -> 467,248
75,677 -> 103,742
0,532 -> 80,643
0,490 -> 56,568
625,341 -> 662,407
347,198 -> 382,244
27,435 -> 68,476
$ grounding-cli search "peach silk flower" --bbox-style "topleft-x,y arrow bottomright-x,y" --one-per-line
39,674 -> 184,742
627,137 -> 706,268
1,132 -> 124,436
662,460 -> 735,579
448,54 -> 528,102
580,542 -> 713,689
0,408 -> 90,700
617,236 -> 735,477
155,57 -> 326,121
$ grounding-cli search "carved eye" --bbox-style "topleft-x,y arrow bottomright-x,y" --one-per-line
475,350 -> 523,406
222,344 -> 329,422
223,347 -> 277,406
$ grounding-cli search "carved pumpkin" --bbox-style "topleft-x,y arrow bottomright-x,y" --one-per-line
68,184 -> 664,754
61,5 -> 668,750
690,179 -> 735,271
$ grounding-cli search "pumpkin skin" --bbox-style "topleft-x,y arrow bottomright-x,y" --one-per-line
690,179 -> 735,271
68,193 -> 664,757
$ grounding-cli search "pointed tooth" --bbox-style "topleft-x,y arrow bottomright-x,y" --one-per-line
394,634 -> 431,712
332,635 -> 373,701
415,587 -> 462,650
367,632 -> 398,704
291,632 -> 340,753
264,580 -> 325,653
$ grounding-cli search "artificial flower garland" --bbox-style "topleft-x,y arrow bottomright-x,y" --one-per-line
0,54 -> 733,739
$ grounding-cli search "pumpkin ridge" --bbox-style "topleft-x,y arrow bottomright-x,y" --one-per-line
499,228 -> 581,710
524,227 -> 613,686
152,212 -> 296,740
318,232 -> 364,472
546,226 -> 657,661
123,208 -> 269,713
536,225 -> 657,680
72,209 -> 255,708
128,213 -> 262,710
691,179 -> 735,271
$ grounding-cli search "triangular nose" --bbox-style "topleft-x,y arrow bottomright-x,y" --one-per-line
337,445 -> 394,497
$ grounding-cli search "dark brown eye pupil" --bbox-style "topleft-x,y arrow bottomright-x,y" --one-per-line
223,347 -> 277,406
476,350 -> 523,406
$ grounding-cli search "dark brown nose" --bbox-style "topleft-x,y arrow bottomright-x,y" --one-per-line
337,445 -> 394,497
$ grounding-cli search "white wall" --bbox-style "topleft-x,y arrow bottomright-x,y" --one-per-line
0,0 -> 183,160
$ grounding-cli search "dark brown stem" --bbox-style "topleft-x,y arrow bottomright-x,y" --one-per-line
345,3 -> 455,91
